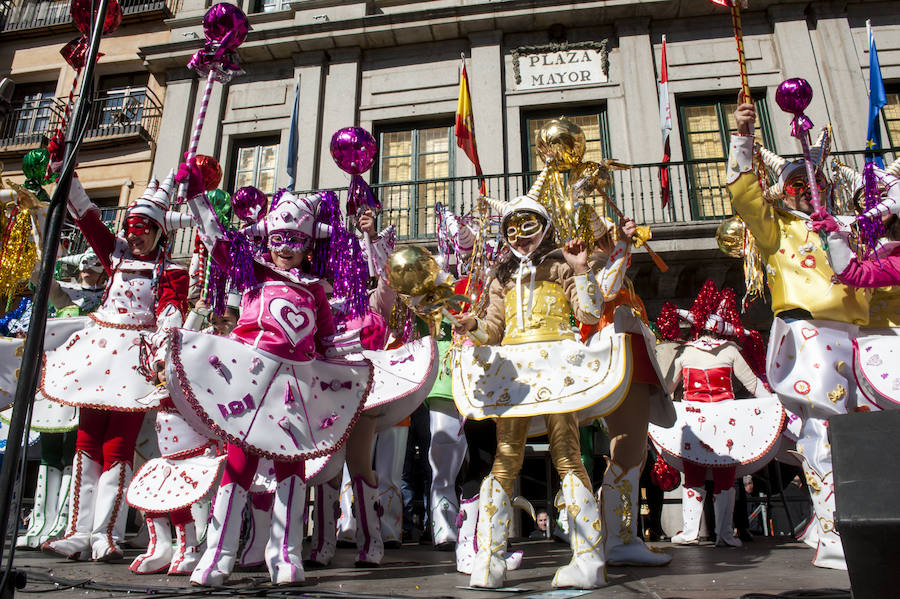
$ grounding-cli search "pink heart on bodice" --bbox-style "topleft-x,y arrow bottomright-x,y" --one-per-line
269,297 -> 315,347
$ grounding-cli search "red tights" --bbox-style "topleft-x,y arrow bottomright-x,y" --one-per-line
683,462 -> 736,495
75,407 -> 146,471
220,443 -> 304,489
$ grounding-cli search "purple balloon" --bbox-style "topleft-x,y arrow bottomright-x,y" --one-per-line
330,127 -> 377,176
775,78 -> 813,115
203,3 -> 250,51
232,186 -> 268,224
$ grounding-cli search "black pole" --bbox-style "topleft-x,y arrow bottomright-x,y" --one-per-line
0,0 -> 111,579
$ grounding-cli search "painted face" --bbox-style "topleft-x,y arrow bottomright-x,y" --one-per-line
268,230 -> 309,270
125,216 -> 160,256
783,171 -> 829,215
78,268 -> 106,289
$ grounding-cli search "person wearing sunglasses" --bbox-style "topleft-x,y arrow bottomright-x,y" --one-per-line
453,173 -> 635,590
727,100 -> 870,570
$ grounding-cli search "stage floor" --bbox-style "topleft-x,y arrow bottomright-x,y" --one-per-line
11,536 -> 850,598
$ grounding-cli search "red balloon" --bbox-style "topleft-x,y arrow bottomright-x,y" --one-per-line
71,0 -> 123,35
191,155 -> 223,192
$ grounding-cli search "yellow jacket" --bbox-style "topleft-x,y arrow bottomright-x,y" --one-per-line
726,136 -> 869,325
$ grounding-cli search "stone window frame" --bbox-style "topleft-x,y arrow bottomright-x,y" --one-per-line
228,135 -> 281,196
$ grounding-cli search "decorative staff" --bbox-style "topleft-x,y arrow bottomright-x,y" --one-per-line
177,3 -> 249,202
330,127 -> 380,276
776,78 -> 828,220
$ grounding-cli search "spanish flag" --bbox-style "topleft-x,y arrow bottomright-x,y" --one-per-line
455,58 -> 486,196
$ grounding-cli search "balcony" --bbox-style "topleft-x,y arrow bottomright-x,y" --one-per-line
64,148 -> 893,262
0,88 -> 163,155
0,0 -> 180,35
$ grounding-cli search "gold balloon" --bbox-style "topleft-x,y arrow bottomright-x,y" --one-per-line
387,245 -> 440,297
716,216 -> 746,258
536,117 -> 585,171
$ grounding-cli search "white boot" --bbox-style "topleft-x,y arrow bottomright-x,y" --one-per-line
713,488 -> 741,547
429,409 -> 466,548
336,467 -> 356,545
191,483 -> 248,586
43,465 -> 72,543
455,494 -> 478,574
91,462 -> 133,561
307,480 -> 340,566
352,475 -> 384,566
671,486 -> 705,545
802,463 -> 846,569
469,476 -> 509,588
456,493 -> 523,575
552,473 -> 606,589
377,481 -> 403,549
191,497 -> 210,545
18,465 -> 62,549
601,462 -> 671,566
169,521 -> 201,575
42,452 -> 101,560
265,475 -> 305,584
129,517 -> 173,574
237,493 -> 272,569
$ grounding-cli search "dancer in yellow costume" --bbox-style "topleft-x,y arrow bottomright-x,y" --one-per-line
453,177 -> 628,589
728,101 -> 869,570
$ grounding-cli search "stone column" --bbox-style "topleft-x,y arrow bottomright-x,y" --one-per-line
317,47 -> 361,189
292,51 -> 326,191
809,2 -> 869,150
152,72 -> 195,175
614,18 -> 663,164
768,3 -> 828,152
468,31 -> 505,176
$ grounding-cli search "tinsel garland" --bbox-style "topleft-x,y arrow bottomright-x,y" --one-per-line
650,453 -> 680,492
204,229 -> 256,316
716,287 -> 743,331
0,206 -> 38,303
740,330 -> 769,389
312,191 -> 369,321
688,279 -> 720,340
858,161 -> 886,258
0,297 -> 30,337
655,302 -> 682,341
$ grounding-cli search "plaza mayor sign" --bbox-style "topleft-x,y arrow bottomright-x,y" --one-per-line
513,41 -> 609,90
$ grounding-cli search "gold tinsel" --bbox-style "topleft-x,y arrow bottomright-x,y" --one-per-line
0,205 -> 38,303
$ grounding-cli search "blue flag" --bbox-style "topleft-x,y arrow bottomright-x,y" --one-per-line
866,24 -> 887,168
285,78 -> 300,190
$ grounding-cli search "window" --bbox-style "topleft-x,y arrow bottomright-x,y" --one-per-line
522,107 -> 612,212
231,137 -> 279,195
96,73 -> 149,130
523,109 -> 610,172
252,0 -> 290,13
883,91 -> 900,151
8,83 -> 55,140
376,125 -> 454,239
678,96 -> 775,220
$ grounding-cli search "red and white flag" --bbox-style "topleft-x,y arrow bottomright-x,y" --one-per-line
658,35 -> 672,207
455,57 -> 486,196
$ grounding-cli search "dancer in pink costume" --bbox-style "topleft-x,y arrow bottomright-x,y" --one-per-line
41,172 -> 192,562
173,165 -> 372,585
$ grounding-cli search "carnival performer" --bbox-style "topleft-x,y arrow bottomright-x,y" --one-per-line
125,297 -> 236,575
819,159 -> 900,410
173,165 -> 372,585
39,172 -> 191,562
576,212 -> 675,567
650,281 -> 781,547
727,101 -> 870,570
14,250 -> 107,550
452,177 -> 625,589
306,208 -> 437,568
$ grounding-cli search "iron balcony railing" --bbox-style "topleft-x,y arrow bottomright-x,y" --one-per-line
0,88 -> 163,151
65,149 -> 894,261
0,0 -> 179,33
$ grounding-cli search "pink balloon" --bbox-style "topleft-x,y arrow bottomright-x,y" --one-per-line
202,3 -> 250,51
330,127 -> 377,175
775,78 -> 813,116
232,186 -> 268,224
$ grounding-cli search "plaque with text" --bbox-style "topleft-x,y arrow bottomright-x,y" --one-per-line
513,41 -> 609,91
